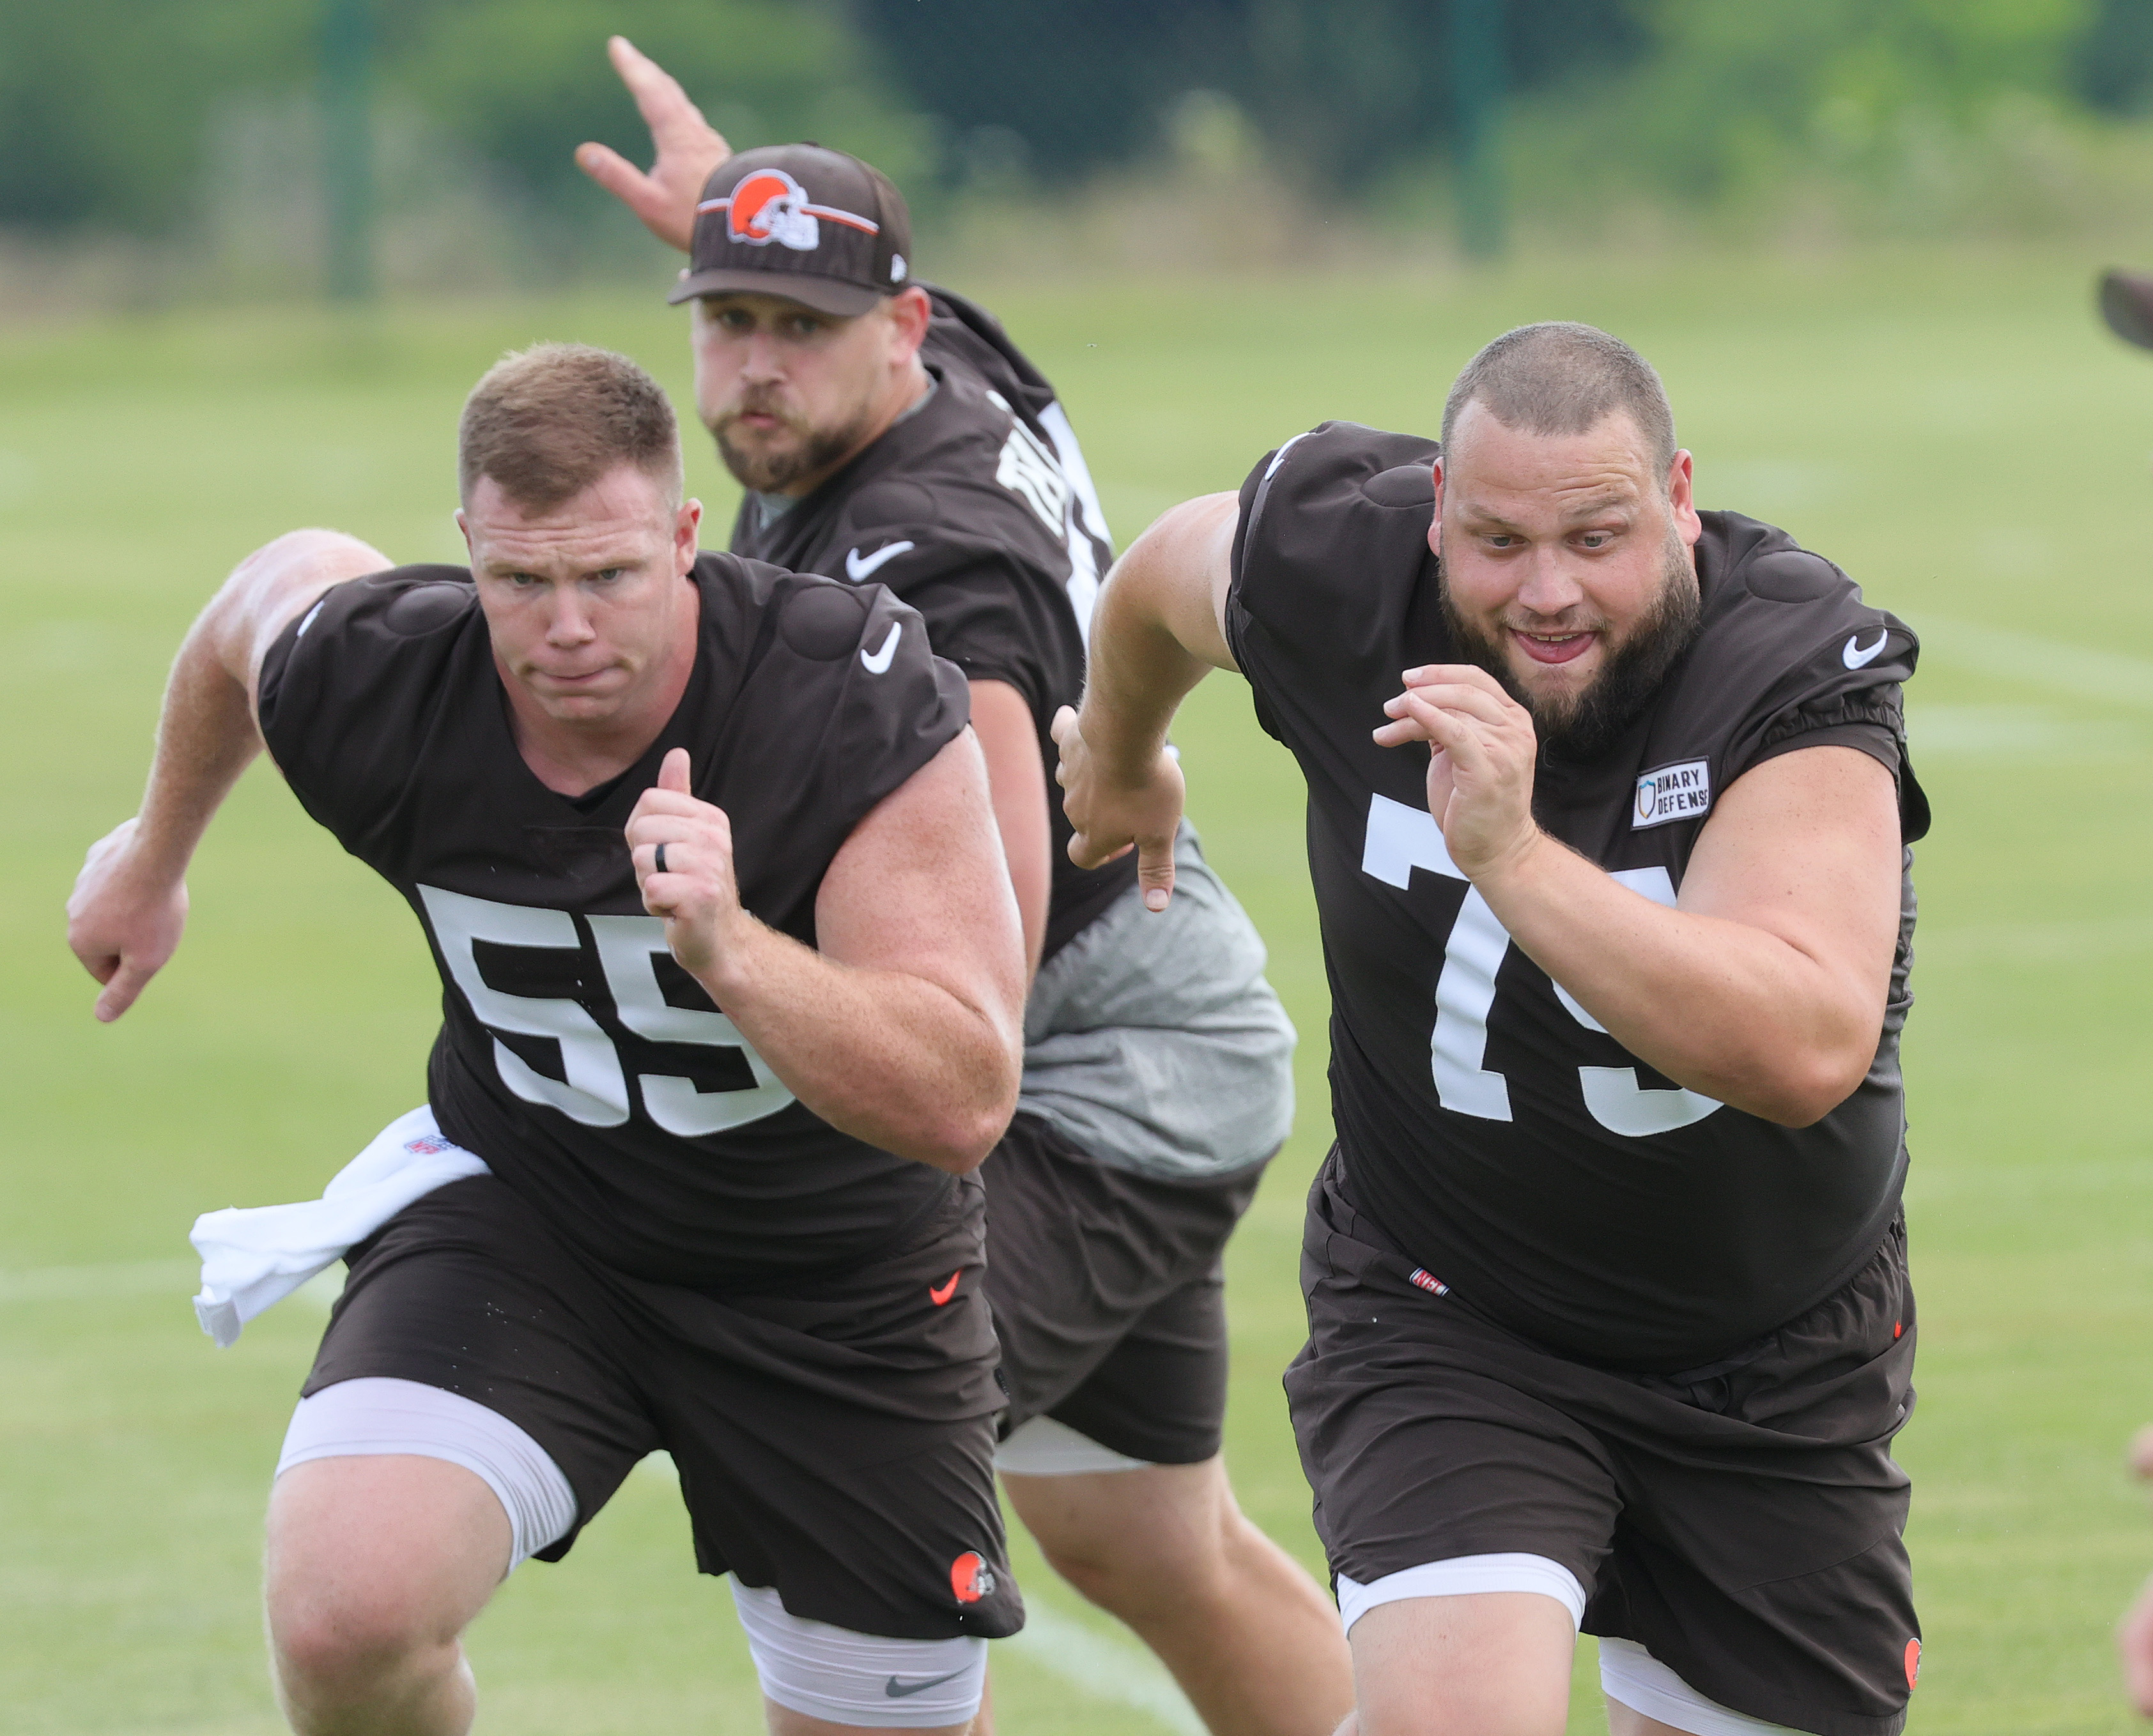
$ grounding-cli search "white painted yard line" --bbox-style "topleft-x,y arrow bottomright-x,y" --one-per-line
1917,914 -> 2153,962
0,1257 -> 346,1314
1908,1158 -> 2153,1204
0,1257 -> 197,1304
1917,615 -> 2153,710
1001,1597 -> 1205,1735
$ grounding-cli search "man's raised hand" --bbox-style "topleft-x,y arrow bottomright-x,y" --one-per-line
627,748 -> 751,980
1372,663 -> 1544,881
575,36 -> 730,253
1051,705 -> 1184,911
67,818 -> 189,1024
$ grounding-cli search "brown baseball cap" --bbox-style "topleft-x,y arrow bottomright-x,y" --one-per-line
667,143 -> 913,316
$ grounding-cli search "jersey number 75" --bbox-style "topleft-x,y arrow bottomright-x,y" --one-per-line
1362,795 -> 1722,1139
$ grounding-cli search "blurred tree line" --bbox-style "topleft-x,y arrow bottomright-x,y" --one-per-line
3,0 -> 2149,245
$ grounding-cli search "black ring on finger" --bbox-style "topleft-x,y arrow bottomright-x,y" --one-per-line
654,843 -> 668,876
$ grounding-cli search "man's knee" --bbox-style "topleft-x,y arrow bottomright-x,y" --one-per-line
268,1585 -> 456,1700
1010,1456 -> 1241,1611
265,1453 -> 511,1701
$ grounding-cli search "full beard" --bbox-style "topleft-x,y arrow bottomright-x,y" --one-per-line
710,392 -> 877,495
1439,531 -> 1702,762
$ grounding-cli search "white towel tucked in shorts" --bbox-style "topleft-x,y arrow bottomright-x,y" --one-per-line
190,1106 -> 488,1347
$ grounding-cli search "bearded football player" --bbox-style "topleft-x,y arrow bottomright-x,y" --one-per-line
1056,322 -> 1929,1736
573,38 -> 1354,1736
68,346 -> 1033,1736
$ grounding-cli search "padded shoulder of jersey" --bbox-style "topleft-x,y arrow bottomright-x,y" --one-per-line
691,552 -> 969,815
255,564 -> 486,849
1692,511 -> 1918,696
1682,512 -> 1926,832
259,562 -> 478,726
1228,422 -> 1441,673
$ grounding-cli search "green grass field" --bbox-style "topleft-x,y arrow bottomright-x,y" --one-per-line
5,241 -> 2153,1734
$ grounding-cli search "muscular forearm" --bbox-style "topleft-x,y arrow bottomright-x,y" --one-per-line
697,923 -> 1018,1172
1476,833 -> 1881,1126
1079,584 -> 1210,775
1076,495 -> 1239,776
70,530 -> 389,1022
130,623 -> 264,882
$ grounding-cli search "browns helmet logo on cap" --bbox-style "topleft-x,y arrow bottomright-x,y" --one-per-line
697,166 -> 881,255
723,169 -> 820,250
671,143 -> 913,315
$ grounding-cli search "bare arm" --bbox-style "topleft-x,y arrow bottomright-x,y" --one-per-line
66,530 -> 390,1021
575,36 -> 730,252
628,738 -> 1026,1173
2119,1425 -> 2153,1715
970,679 -> 1051,974
1377,662 -> 1902,1126
1483,749 -> 1897,1123
1052,491 -> 1240,909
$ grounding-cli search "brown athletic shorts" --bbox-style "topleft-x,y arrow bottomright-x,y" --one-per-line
304,1173 -> 1022,1642
980,1113 -> 1263,1464
1287,1155 -> 1919,1736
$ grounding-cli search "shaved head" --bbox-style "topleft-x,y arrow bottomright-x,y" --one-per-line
1441,323 -> 1676,484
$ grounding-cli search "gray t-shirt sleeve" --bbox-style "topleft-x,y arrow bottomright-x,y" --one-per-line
1014,826 -> 1295,1182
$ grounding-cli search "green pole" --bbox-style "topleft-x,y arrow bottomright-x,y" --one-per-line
322,0 -> 374,302
1451,0 -> 1506,259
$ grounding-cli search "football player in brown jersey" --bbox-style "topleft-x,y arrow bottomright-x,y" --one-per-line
1058,323 -> 1927,1736
577,38 -> 1354,1736
70,345 -> 1030,1736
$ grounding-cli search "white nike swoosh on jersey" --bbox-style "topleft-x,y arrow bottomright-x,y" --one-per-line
860,622 -> 902,673
845,540 -> 914,581
1842,631 -> 1890,669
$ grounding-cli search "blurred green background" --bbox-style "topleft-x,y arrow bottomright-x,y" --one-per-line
15,1 -> 2153,302
7,3 -> 2153,1735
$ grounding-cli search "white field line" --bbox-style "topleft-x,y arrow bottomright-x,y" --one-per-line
0,1257 -> 197,1304
0,1258 -> 344,1312
1907,1158 -> 2153,1204
633,1457 -> 1205,1732
1001,1598 -> 1206,1736
1916,915 -> 2153,962
645,1467 -> 1201,1731
1917,615 -> 2153,709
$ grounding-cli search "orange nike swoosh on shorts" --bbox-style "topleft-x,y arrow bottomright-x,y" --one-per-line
929,1271 -> 961,1306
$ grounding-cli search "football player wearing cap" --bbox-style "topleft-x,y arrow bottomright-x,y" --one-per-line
69,344 -> 1030,1736
1054,323 -> 1930,1736
576,37 -> 1353,1736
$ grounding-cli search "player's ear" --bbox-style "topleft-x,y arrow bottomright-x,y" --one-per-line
1428,457 -> 1445,558
886,286 -> 932,360
1667,450 -> 1702,546
454,507 -> 474,558
675,498 -> 702,574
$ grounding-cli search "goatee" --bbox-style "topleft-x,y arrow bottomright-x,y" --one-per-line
710,396 -> 876,495
1439,534 -> 1702,761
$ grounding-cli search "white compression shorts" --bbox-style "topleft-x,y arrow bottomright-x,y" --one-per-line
732,1579 -> 987,1728
277,1377 -> 577,1573
992,1413 -> 1154,1476
1336,1553 -> 1590,1632
1598,1638 -> 1814,1736
277,1377 -> 989,1727
1333,1556 -> 1814,1736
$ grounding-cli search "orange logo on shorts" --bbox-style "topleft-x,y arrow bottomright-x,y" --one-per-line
951,1551 -> 996,1604
929,1270 -> 961,1307
1904,1638 -> 1920,1688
